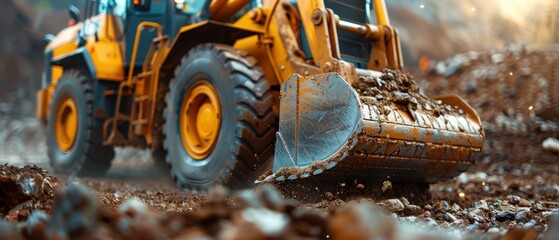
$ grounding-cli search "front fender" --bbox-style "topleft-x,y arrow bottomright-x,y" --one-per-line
161,21 -> 262,71
52,48 -> 97,79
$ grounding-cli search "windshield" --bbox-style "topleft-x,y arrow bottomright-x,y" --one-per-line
98,0 -> 127,20
178,0 -> 205,15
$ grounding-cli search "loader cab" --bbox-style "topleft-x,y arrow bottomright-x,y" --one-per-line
95,0 -> 203,68
123,0 -> 167,66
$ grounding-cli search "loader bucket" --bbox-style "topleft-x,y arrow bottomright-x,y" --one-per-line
266,73 -> 362,181
259,72 -> 484,183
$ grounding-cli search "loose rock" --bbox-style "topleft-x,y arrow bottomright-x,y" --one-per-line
433,201 -> 450,213
403,205 -> 423,216
382,181 -> 392,193
380,199 -> 405,212
467,209 -> 487,224
495,211 -> 515,222
515,210 -> 529,222
443,213 -> 458,223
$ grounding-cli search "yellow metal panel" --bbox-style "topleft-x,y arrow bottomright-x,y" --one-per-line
84,14 -> 125,81
50,14 -> 124,81
231,8 -> 267,31
48,24 -> 81,57
37,84 -> 56,124
296,0 -> 325,63
234,35 -> 279,82
233,2 -> 298,85
51,66 -> 63,85
232,7 -> 282,86
36,88 -> 49,122
96,15 -> 123,40
41,66 -> 61,121
88,41 -> 124,81
52,42 -> 79,60
209,0 -> 229,17
211,0 -> 252,22
373,0 -> 390,25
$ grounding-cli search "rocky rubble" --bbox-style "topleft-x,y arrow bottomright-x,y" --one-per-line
428,134 -> 558,235
414,44 -> 559,133
412,48 -> 559,228
305,190 -> 558,237
1,179 -> 558,240
353,69 -> 464,118
0,164 -> 59,223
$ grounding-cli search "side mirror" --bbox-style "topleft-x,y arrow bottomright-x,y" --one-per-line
68,5 -> 81,22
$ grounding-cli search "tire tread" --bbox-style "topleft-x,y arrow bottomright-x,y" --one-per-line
47,70 -> 114,176
164,44 -> 278,191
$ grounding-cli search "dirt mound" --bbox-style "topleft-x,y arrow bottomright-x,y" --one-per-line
0,164 -> 60,222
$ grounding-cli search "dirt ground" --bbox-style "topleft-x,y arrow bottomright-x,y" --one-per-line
1,138 -> 558,240
2,46 -> 559,239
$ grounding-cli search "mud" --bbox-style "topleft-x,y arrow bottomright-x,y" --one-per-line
0,164 -> 60,222
353,69 -> 464,118
82,177 -> 206,214
0,175 -> 28,215
272,178 -> 431,204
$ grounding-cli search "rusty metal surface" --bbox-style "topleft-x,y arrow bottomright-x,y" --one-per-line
260,72 -> 484,183
265,73 -> 361,182
346,107 -> 483,182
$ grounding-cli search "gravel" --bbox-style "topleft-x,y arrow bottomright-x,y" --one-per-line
2,178 -> 557,240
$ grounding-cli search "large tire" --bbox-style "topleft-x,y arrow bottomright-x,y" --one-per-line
151,148 -> 168,171
46,70 -> 114,176
163,44 -> 277,192
151,82 -> 169,170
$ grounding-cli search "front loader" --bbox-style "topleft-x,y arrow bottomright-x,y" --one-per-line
37,0 -> 484,191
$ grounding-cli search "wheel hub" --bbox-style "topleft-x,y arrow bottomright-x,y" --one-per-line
55,98 -> 78,153
180,82 -> 221,160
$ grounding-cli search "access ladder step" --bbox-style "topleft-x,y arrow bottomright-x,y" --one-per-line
135,71 -> 153,79
131,119 -> 148,126
134,95 -> 150,102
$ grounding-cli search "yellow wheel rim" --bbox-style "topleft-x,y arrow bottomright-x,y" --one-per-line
180,82 -> 221,160
55,98 -> 78,153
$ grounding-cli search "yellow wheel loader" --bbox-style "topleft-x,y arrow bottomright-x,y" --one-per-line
37,0 -> 484,191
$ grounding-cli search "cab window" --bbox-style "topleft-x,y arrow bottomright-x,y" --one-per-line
132,0 -> 166,15
98,0 -> 127,20
178,0 -> 206,15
